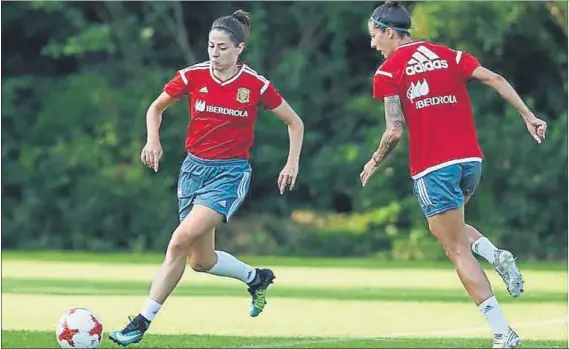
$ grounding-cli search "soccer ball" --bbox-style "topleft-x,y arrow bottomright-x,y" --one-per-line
56,308 -> 103,348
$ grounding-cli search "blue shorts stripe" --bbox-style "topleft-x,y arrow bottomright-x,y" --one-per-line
416,178 -> 426,206
418,178 -> 433,206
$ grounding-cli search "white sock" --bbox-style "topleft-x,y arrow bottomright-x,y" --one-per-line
478,296 -> 509,335
471,237 -> 498,264
140,298 -> 162,322
207,250 -> 257,284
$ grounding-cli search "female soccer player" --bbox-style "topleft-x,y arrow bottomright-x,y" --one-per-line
109,10 -> 304,346
359,2 -> 547,348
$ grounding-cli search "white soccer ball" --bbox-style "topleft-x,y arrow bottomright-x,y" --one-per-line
56,308 -> 103,348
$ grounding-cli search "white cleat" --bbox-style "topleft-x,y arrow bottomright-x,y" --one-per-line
492,327 -> 521,348
492,250 -> 524,297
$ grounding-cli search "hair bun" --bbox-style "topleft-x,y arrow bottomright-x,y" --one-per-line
232,9 -> 251,29
384,1 -> 402,7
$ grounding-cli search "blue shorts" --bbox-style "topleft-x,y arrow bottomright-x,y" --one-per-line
177,152 -> 252,222
413,161 -> 482,218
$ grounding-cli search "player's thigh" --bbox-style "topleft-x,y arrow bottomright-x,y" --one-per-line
194,162 -> 252,223
413,164 -> 465,219
171,204 -> 224,248
190,227 -> 215,253
427,205 -> 469,252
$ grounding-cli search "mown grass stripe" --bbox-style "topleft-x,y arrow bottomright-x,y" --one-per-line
3,278 -> 566,303
2,251 -> 566,271
6,260 -> 565,293
1,330 -> 567,349
4,294 -> 566,340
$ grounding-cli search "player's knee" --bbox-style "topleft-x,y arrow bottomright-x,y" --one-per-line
444,242 -> 469,262
166,228 -> 195,258
166,240 -> 191,260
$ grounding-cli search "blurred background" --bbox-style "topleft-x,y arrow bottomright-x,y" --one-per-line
2,1 -> 568,261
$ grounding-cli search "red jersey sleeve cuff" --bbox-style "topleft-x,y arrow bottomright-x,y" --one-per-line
164,86 -> 183,98
464,63 -> 480,78
263,95 -> 283,110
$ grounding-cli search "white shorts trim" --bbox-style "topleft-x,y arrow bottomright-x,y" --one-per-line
227,171 -> 251,219
416,178 -> 433,206
411,157 -> 482,180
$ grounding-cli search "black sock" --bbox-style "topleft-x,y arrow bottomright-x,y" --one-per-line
135,314 -> 151,330
247,269 -> 262,287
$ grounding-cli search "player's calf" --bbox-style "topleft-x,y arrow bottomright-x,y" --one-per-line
444,240 -> 494,304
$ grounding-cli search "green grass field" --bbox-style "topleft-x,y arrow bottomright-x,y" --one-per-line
2,251 -> 567,348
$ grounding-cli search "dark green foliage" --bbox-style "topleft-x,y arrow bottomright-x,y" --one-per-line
2,2 -> 567,259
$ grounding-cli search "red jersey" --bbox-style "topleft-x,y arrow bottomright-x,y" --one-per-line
372,41 -> 483,179
163,61 -> 283,160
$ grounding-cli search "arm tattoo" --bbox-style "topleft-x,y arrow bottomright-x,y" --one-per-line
372,95 -> 404,165
385,96 -> 405,129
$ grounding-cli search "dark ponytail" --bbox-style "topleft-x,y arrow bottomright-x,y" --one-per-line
370,1 -> 411,36
232,10 -> 251,31
211,9 -> 252,46
385,1 -> 402,7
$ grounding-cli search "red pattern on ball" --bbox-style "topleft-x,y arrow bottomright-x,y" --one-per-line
89,315 -> 103,341
58,318 -> 78,346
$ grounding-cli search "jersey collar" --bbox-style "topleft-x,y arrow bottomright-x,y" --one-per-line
209,62 -> 246,86
395,40 -> 425,52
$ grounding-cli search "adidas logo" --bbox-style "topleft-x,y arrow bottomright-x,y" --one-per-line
199,86 -> 208,93
406,46 -> 448,76
406,79 -> 429,102
482,305 -> 494,314
218,200 -> 227,208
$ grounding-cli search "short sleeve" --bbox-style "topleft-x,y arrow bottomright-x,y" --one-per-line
456,51 -> 481,80
163,71 -> 189,98
373,70 -> 398,100
259,81 -> 283,110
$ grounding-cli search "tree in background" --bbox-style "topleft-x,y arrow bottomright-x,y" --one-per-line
2,2 -> 567,260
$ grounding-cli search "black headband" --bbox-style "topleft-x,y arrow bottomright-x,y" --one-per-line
211,25 -> 243,44
370,16 -> 410,33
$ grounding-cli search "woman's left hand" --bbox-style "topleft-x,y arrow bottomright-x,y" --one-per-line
360,157 -> 380,187
278,161 -> 299,195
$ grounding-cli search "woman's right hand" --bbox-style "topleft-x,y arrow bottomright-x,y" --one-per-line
524,114 -> 547,144
141,139 -> 163,172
